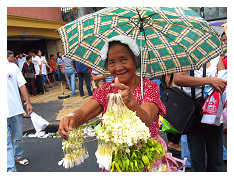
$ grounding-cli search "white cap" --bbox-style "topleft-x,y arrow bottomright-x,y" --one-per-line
99,35 -> 140,60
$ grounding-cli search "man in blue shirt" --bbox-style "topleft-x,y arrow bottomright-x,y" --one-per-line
74,61 -> 93,96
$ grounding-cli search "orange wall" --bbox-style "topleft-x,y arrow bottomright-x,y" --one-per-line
7,7 -> 63,22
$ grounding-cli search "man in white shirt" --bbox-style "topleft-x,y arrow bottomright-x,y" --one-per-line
7,50 -> 34,172
31,49 -> 44,95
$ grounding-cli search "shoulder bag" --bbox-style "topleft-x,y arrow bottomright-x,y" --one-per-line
160,66 -> 206,134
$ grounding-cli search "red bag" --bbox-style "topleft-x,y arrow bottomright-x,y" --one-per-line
201,89 -> 224,126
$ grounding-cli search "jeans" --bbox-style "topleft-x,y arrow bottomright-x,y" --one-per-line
77,69 -> 93,96
187,123 -> 224,172
65,68 -> 76,97
223,146 -> 227,161
58,66 -> 65,82
7,114 -> 24,172
181,135 -> 191,168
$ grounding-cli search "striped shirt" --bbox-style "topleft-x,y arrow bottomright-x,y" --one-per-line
63,57 -> 75,69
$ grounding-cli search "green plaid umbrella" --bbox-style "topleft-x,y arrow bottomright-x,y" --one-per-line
57,7 -> 226,78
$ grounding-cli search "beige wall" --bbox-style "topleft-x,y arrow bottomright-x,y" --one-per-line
46,39 -> 64,59
56,40 -> 64,54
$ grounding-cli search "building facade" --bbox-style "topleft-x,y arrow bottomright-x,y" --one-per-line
7,7 -> 67,59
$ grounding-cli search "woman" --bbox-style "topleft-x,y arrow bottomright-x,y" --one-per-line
58,35 -> 177,171
22,55 -> 37,97
62,56 -> 77,97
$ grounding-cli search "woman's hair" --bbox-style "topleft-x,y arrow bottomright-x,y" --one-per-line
36,49 -> 41,56
221,31 -> 226,38
104,41 -> 141,70
57,52 -> 61,57
26,55 -> 32,61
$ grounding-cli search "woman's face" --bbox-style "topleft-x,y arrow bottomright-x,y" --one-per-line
37,50 -> 42,57
222,34 -> 227,45
28,58 -> 32,63
107,43 -> 137,84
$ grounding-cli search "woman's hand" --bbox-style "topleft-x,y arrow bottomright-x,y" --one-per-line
110,77 -> 137,109
209,77 -> 227,93
58,116 -> 77,140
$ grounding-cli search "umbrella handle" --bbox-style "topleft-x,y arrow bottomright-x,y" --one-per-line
61,82 -> 64,95
140,30 -> 144,100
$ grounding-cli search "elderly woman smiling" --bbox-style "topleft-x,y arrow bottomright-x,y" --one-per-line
58,35 -> 177,172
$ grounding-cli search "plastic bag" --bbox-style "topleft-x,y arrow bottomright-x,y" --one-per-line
161,118 -> 180,134
201,89 -> 225,126
201,70 -> 227,126
30,112 -> 49,132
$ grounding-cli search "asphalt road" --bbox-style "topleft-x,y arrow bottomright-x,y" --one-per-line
16,137 -> 101,172
17,130 -> 227,172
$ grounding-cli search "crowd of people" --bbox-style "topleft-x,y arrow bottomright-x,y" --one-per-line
12,49 -> 103,99
7,24 -> 227,172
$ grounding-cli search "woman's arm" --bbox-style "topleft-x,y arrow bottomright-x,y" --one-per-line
61,62 -> 65,74
217,56 -> 226,71
92,73 -> 109,81
165,74 -> 173,87
58,99 -> 103,140
174,71 -> 227,93
132,102 -> 159,127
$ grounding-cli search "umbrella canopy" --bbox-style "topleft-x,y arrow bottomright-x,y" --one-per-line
57,7 -> 226,78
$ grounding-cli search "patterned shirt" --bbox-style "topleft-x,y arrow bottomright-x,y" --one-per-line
92,78 -> 177,171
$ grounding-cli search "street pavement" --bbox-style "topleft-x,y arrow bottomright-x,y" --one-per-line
17,82 -> 227,172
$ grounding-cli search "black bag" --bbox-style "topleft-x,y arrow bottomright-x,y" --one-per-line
161,87 -> 202,134
161,66 -> 206,134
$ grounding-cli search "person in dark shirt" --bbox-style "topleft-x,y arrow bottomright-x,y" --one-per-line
74,61 -> 93,97
22,55 -> 37,97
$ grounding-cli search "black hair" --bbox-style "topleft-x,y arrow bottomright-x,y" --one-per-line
57,52 -> 61,56
35,49 -> 41,55
30,49 -> 36,54
50,54 -> 54,58
103,41 -> 141,70
26,55 -> 32,61
221,32 -> 226,38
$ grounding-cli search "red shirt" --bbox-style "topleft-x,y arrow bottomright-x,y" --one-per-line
221,54 -> 227,69
49,59 -> 58,71
92,78 -> 166,138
